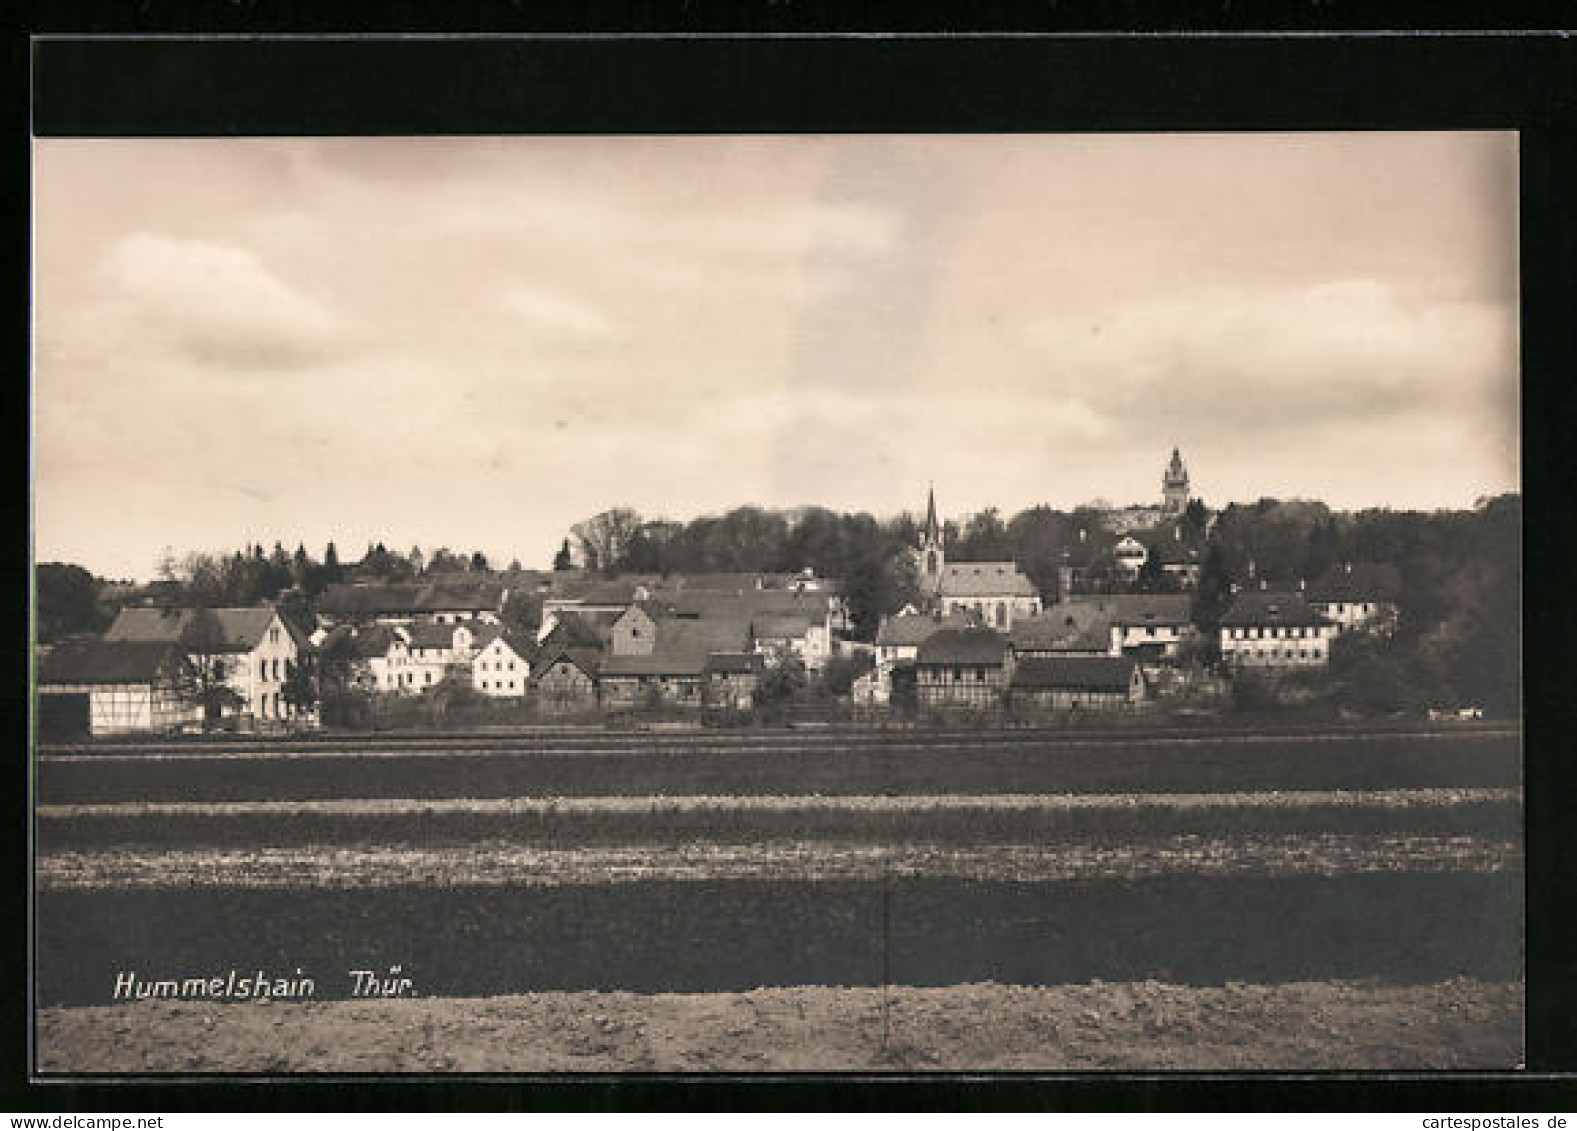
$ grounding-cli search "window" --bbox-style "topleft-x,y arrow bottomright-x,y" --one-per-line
508,681 -> 515,690
273,657 -> 281,680
269,627 -> 280,644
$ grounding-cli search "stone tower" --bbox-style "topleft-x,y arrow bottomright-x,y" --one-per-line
1162,447 -> 1190,515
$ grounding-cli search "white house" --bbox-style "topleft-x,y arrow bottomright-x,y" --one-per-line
102,606 -> 308,723
1219,590 -> 1338,670
1308,563 -> 1402,636
471,631 -> 535,697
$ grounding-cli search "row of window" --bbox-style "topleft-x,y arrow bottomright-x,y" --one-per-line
1225,626 -> 1328,640
478,679 -> 518,691
1237,649 -> 1324,661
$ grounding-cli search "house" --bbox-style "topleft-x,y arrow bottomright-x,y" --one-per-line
598,653 -> 707,709
914,627 -> 1012,709
1054,594 -> 1197,659
911,487 -> 1043,630
1113,536 -> 1148,578
1219,590 -> 1337,670
875,610 -> 979,672
539,578 -> 652,639
102,606 -> 308,723
1308,562 -> 1402,636
316,624 -> 396,693
608,603 -> 661,656
751,612 -> 831,670
470,629 -> 535,698
37,639 -> 199,737
1009,656 -> 1147,712
1008,608 -> 1116,659
531,647 -> 600,711
704,651 -> 764,710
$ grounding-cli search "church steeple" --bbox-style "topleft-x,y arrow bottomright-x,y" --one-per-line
923,484 -> 941,548
918,484 -> 945,587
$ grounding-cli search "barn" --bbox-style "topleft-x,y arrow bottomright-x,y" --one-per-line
1009,656 -> 1147,712
36,639 -> 199,738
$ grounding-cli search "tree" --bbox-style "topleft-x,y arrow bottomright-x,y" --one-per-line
553,539 -> 575,571
469,550 -> 490,572
36,563 -> 107,643
571,507 -> 643,573
1190,542 -> 1234,655
756,655 -> 808,708
502,590 -> 543,635
174,609 -> 243,727
322,542 -> 344,585
819,653 -> 874,697
280,657 -> 317,719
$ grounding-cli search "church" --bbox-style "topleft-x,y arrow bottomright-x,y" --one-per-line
913,487 -> 1042,631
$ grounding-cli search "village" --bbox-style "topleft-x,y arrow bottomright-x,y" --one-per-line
35,449 -> 1422,739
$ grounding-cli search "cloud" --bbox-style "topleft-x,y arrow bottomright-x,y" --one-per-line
100,233 -> 350,369
1020,280 -> 1515,439
496,286 -> 617,341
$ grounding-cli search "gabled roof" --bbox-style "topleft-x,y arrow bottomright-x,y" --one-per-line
875,611 -> 977,648
102,607 -> 293,653
938,561 -> 1037,598
547,610 -> 620,649
1309,563 -> 1402,604
1012,656 -> 1139,693
916,627 -> 1010,666
533,646 -> 600,679
1220,590 -> 1331,629
38,639 -> 186,685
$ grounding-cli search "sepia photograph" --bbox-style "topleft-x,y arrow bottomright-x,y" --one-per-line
30,129 -> 1522,1075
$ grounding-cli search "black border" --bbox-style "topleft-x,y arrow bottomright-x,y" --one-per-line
13,18 -> 1577,1113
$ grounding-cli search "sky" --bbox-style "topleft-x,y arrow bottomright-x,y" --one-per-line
32,133 -> 1520,582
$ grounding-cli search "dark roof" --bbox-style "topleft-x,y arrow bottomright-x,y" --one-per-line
875,611 -> 977,647
103,607 -> 297,653
938,561 -> 1037,598
316,580 -> 505,616
751,613 -> 815,639
705,651 -> 763,675
1012,656 -> 1139,693
1219,590 -> 1331,629
1057,594 -> 1193,626
1009,611 -> 1112,653
38,639 -> 184,685
657,616 -> 753,659
547,610 -> 620,649
533,646 -> 600,679
1309,563 -> 1402,604
404,622 -> 459,651
916,628 -> 1009,666
599,653 -> 707,678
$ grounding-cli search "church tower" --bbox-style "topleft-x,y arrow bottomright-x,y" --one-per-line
918,484 -> 945,590
1162,447 -> 1190,515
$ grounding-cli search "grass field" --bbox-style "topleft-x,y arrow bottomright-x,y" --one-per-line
32,723 -> 1524,1071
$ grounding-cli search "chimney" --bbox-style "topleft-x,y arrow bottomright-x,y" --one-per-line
1079,528 -> 1087,544
1298,578 -> 1306,591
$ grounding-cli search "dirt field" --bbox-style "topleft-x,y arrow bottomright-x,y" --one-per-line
36,978 -> 1524,1073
